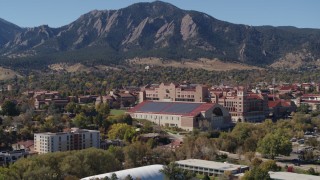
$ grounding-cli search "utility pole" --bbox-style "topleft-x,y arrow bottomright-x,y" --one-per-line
272,77 -> 276,101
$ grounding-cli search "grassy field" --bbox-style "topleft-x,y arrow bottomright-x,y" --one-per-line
110,109 -> 126,116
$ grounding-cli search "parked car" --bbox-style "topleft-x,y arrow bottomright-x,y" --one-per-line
297,139 -> 305,144
290,138 -> 297,142
292,159 -> 301,166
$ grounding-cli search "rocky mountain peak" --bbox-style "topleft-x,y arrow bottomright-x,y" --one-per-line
1,1 -> 320,70
180,14 -> 198,40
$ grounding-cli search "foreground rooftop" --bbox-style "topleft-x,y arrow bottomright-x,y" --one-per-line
176,159 -> 248,171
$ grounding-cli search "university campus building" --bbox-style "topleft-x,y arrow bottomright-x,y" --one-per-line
298,94 -> 320,110
139,83 -> 210,103
210,87 -> 269,122
34,128 -> 100,154
139,83 -> 269,123
127,101 -> 232,131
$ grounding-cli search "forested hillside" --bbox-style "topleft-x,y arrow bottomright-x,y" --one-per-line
0,1 -> 320,70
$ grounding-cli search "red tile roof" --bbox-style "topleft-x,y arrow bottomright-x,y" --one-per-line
128,101 -> 215,116
247,94 -> 263,100
16,140 -> 34,148
128,101 -> 149,113
188,103 -> 215,116
280,100 -> 292,107
104,95 -> 114,100
268,100 -> 281,108
279,86 -> 293,91
269,100 -> 294,108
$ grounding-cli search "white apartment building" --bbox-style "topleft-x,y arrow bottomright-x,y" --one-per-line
34,128 -> 100,154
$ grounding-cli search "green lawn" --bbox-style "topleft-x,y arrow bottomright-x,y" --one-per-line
110,109 -> 126,116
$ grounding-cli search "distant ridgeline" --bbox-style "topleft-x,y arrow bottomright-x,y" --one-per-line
1,1 -> 320,70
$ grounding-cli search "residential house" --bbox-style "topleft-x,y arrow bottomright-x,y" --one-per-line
12,140 -> 34,152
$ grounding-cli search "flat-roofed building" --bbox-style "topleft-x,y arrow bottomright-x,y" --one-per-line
34,128 -> 100,154
269,171 -> 320,180
127,101 -> 232,131
176,159 -> 249,176
0,150 -> 28,165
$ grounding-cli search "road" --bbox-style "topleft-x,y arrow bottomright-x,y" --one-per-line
166,132 -> 184,142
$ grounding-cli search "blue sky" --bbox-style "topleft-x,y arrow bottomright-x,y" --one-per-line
0,0 -> 319,29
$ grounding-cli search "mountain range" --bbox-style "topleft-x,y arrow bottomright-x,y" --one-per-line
0,1 -> 320,70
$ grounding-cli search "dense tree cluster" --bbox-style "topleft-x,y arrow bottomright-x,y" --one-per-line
0,148 -> 121,180
0,142 -> 177,179
2,66 -> 320,98
175,133 -> 217,160
242,158 -> 281,180
215,111 -> 320,159
0,100 -> 19,116
257,130 -> 292,159
160,162 -> 193,180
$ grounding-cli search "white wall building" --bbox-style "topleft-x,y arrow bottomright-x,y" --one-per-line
176,159 -> 249,176
34,128 -> 100,154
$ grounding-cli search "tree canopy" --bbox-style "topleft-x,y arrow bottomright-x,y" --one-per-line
1,100 -> 19,116
257,130 -> 292,159
108,123 -> 136,142
0,148 -> 121,179
160,162 -> 193,180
